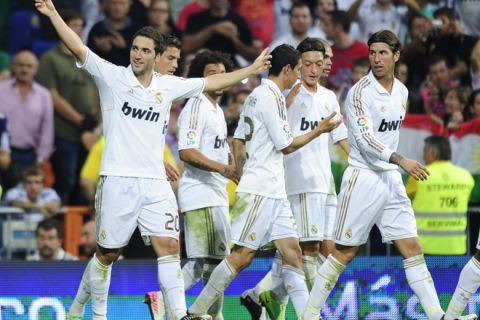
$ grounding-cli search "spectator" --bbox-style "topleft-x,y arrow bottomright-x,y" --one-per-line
26,218 -> 78,261
0,50 -> 11,82
273,0 -> 295,41
0,50 -> 54,187
428,7 -> 479,85
81,0 -> 105,43
310,0 -> 336,39
37,9 -> 100,205
406,136 -> 474,255
182,0 -> 258,65
347,0 -> 420,43
87,0 -> 137,66
402,14 -> 431,90
147,0 -> 181,39
79,219 -> 96,258
469,89 -> 480,119
443,86 -> 471,129
454,0 -> 480,37
5,166 -> 61,222
176,0 -> 209,33
471,40 -> 480,90
270,2 -> 314,49
322,10 -> 368,90
0,113 -> 11,191
337,57 -> 369,113
420,55 -> 457,120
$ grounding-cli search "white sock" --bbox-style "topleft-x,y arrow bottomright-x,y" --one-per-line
189,259 -> 237,315
68,259 -> 93,316
281,265 -> 309,318
158,255 -> 187,320
90,255 -> 112,318
303,254 -> 345,319
183,259 -> 204,291
404,254 -> 444,320
253,270 -> 272,301
203,263 -> 224,318
302,255 -> 318,291
445,257 -> 480,319
270,251 -> 288,304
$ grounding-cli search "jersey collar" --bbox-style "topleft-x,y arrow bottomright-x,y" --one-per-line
262,78 -> 282,96
126,65 -> 157,92
367,70 -> 399,95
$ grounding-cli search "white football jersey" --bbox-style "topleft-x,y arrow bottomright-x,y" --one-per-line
177,94 -> 229,211
284,83 -> 348,196
345,71 -> 408,171
79,48 -> 205,179
235,79 -> 293,199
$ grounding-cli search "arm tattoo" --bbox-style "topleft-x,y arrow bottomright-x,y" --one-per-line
389,152 -> 404,165
235,153 -> 246,176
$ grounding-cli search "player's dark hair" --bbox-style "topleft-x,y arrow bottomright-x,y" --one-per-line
162,33 -> 181,50
367,30 -> 401,54
269,44 -> 300,76
424,135 -> 451,161
36,218 -> 64,239
327,10 -> 351,33
132,26 -> 166,55
296,37 -> 325,54
187,50 -> 234,78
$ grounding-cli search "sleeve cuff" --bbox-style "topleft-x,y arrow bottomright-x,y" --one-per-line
380,148 -> 394,163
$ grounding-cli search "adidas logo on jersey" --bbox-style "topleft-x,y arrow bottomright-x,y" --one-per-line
122,101 -> 161,122
378,117 -> 403,132
214,136 -> 227,149
300,117 -> 324,131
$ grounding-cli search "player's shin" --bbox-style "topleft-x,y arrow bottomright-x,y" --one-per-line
68,259 -> 93,317
302,254 -> 345,319
404,254 -> 444,320
157,254 -> 187,320
281,265 -> 309,318
90,254 -> 112,319
302,255 -> 318,291
203,263 -> 224,319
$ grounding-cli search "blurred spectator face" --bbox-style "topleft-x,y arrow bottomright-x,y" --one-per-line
67,18 -> 84,38
352,65 -> 369,84
148,0 -> 170,28
376,0 -> 392,6
315,0 -> 335,20
322,45 -> 333,77
12,51 -> 38,85
290,6 -> 312,36
204,63 -> 227,97
435,14 -> 454,36
79,220 -> 96,257
208,0 -> 228,11
471,92 -> 480,118
397,62 -> 408,84
37,227 -> 62,259
322,15 -> 336,40
444,89 -> 464,115
429,60 -> 449,87
24,173 -> 44,201
156,47 -> 180,75
106,0 -> 130,21
410,16 -> 429,42
300,50 -> 324,89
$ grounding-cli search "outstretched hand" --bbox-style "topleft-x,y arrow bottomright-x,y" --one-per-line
318,112 -> 342,133
251,47 -> 272,75
35,0 -> 56,16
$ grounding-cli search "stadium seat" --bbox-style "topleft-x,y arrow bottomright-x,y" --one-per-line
32,39 -> 57,58
8,10 -> 42,55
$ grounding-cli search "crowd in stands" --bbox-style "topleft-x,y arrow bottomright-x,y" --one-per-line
0,0 -> 479,260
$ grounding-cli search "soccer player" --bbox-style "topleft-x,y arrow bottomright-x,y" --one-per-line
177,50 -> 237,320
155,33 -> 181,76
34,1 -> 271,320
187,44 -> 341,319
241,38 -> 350,320
302,30 -> 477,320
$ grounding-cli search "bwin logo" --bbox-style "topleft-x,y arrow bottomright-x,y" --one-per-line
214,136 -> 227,149
378,116 -> 403,132
300,117 -> 322,131
122,102 -> 160,122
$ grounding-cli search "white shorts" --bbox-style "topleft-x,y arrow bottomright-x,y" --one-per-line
231,193 -> 298,250
334,167 -> 417,246
184,206 -> 231,259
94,176 -> 179,249
288,192 -> 337,242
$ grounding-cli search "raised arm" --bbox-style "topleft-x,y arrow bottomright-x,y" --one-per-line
35,0 -> 87,63
203,48 -> 271,92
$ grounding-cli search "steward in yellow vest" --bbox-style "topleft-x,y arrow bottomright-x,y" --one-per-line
407,136 -> 474,255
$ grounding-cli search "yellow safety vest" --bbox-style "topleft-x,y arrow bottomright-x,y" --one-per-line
413,161 -> 474,255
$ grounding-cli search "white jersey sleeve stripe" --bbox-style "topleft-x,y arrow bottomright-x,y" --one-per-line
189,98 -> 201,130
364,132 -> 386,153
353,78 -> 370,117
268,87 -> 286,120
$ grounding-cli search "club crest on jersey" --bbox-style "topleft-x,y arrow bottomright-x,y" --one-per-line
323,102 -> 331,113
282,121 -> 293,138
248,232 -> 256,241
155,91 -> 163,104
186,130 -> 197,145
345,228 -> 353,239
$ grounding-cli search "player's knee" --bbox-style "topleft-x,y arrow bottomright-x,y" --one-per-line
300,241 -> 320,256
335,245 -> 358,265
228,246 -> 255,271
97,246 -> 122,265
282,245 -> 303,268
